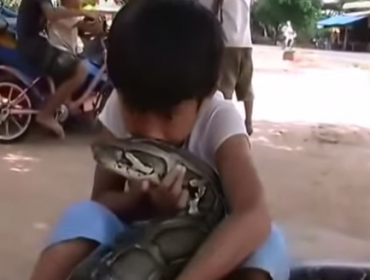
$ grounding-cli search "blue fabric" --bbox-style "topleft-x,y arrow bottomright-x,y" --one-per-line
47,201 -> 127,246
47,200 -> 290,280
317,15 -> 366,27
242,225 -> 290,280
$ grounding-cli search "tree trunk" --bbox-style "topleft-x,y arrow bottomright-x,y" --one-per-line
273,24 -> 280,45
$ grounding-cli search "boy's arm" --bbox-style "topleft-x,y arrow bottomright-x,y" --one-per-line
92,126 -> 156,222
92,91 -> 155,222
38,0 -> 85,22
38,0 -> 98,23
176,105 -> 271,280
91,126 -> 126,199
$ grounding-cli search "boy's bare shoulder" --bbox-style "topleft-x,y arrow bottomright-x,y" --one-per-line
201,91 -> 246,131
191,91 -> 247,157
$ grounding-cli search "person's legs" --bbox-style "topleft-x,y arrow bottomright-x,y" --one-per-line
235,47 -> 254,136
30,239 -> 97,280
218,47 -> 240,100
37,47 -> 88,138
29,200 -> 126,280
225,224 -> 290,280
30,202 -> 288,280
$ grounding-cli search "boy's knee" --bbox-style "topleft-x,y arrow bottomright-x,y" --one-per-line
47,200 -> 126,248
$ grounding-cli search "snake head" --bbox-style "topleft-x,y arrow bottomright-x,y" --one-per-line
91,138 -> 226,217
91,139 -> 170,183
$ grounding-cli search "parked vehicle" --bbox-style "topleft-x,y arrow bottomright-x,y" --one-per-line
0,4 -> 112,143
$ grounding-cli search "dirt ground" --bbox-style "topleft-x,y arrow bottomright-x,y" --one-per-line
1,49 -> 370,280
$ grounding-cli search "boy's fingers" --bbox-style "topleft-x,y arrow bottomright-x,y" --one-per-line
141,180 -> 149,192
171,165 -> 186,198
177,189 -> 189,209
161,165 -> 183,189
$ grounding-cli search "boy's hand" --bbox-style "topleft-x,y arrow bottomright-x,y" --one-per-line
123,165 -> 189,216
146,165 -> 189,216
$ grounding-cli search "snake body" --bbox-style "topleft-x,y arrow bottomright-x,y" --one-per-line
68,138 -> 227,280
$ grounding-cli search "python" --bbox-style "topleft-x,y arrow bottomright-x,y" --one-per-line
68,137 -> 228,280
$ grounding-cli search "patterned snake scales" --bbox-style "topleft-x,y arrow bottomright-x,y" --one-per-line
68,138 -> 227,280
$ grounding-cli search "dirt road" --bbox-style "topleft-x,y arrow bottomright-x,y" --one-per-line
1,50 -> 370,280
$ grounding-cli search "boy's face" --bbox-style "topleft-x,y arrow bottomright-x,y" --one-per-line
118,94 -> 202,145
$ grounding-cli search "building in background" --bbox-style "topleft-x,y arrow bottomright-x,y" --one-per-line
317,1 -> 370,51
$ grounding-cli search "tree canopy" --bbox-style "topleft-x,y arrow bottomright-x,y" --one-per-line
253,0 -> 322,33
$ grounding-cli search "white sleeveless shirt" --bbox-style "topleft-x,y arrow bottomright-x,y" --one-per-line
98,91 -> 248,170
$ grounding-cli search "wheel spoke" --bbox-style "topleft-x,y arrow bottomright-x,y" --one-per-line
10,89 -> 28,106
10,116 -> 23,131
4,119 -> 10,136
8,87 -> 14,101
9,108 -> 37,115
0,83 -> 32,141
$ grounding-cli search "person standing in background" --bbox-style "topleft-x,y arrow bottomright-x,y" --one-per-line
210,0 -> 254,135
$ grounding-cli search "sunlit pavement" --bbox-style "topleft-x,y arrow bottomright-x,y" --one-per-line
254,68 -> 370,126
234,47 -> 370,127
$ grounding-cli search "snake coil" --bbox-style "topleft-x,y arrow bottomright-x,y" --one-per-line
68,138 -> 227,280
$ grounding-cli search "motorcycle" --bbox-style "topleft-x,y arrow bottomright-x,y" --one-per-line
0,4 -> 113,143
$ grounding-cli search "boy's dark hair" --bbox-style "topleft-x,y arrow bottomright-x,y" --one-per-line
107,0 -> 224,117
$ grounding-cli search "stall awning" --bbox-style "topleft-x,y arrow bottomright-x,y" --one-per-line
317,14 -> 367,27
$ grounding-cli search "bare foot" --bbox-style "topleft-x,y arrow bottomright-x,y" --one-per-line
36,116 -> 65,139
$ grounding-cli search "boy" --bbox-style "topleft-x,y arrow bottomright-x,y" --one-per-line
28,1 -> 289,280
210,0 -> 255,135
17,0 -> 101,138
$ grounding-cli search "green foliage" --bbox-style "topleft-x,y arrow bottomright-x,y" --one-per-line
253,0 -> 322,33
1,0 -> 95,9
2,0 -> 21,9
82,0 -> 96,6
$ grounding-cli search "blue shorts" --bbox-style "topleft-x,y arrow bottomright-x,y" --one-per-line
47,201 -> 290,280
